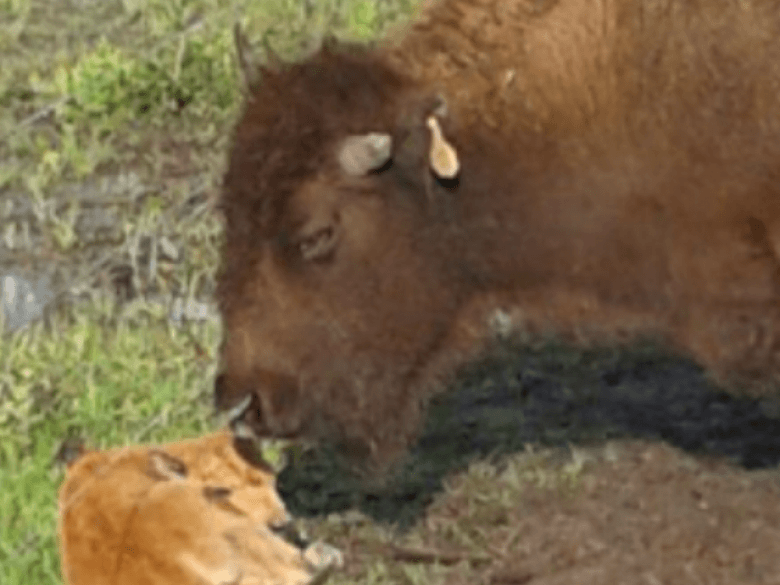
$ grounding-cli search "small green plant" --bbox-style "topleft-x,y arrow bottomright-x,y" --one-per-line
54,41 -> 169,123
0,0 -> 29,17
346,0 -> 379,39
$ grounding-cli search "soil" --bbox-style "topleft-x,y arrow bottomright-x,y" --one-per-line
321,440 -> 780,584
0,171 -> 217,329
419,440 -> 780,584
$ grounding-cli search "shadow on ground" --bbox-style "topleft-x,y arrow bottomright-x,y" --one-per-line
278,340 -> 780,528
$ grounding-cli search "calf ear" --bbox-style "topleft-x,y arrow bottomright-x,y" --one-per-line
147,451 -> 189,481
54,437 -> 87,467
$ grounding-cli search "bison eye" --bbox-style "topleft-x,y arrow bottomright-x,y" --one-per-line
297,225 -> 337,262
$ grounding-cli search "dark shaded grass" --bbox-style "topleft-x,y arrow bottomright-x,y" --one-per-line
279,340 -> 780,528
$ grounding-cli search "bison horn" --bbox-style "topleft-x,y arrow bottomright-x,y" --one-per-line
426,115 -> 459,179
338,133 -> 393,176
233,22 -> 258,92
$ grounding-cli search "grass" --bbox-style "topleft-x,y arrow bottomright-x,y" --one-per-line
1,0 -> 420,195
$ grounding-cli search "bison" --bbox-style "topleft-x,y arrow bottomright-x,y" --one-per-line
215,0 -> 780,473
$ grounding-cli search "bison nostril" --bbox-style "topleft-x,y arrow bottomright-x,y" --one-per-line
214,370 -> 307,440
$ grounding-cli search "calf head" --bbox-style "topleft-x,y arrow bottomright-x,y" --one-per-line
215,48 -> 466,470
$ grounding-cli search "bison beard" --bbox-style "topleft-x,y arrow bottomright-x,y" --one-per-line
215,0 -> 780,474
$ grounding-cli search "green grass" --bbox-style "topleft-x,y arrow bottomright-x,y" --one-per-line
0,0 -> 420,195
0,302 -> 221,584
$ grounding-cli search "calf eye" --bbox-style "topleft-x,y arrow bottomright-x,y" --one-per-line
297,225 -> 337,262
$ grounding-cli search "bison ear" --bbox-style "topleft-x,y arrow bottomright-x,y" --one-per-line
392,95 -> 460,185
426,115 -> 459,179
338,133 -> 393,176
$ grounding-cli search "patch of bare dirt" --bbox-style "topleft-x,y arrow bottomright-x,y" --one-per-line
0,169 -> 218,330
428,441 -> 780,584
320,441 -> 780,584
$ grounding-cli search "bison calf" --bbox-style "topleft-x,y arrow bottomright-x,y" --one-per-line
215,0 -> 780,472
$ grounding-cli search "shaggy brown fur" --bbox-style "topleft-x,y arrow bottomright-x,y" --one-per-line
216,0 -> 780,472
58,431 -> 340,585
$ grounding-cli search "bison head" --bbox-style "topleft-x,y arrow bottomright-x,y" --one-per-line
215,47 -> 470,471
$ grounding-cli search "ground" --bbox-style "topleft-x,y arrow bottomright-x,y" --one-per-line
311,440 -> 780,584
